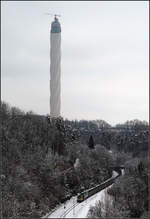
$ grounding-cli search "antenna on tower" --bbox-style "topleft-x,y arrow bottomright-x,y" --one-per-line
44,13 -> 61,19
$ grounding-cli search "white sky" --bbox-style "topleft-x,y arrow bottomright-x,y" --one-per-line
1,1 -> 149,125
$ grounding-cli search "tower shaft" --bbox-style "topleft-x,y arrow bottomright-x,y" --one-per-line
50,17 -> 61,117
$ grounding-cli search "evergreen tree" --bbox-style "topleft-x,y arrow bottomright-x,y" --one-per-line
88,135 -> 95,149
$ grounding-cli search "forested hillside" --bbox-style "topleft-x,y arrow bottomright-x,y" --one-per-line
88,158 -> 149,218
1,102 -> 113,218
86,126 -> 149,218
1,102 -> 149,218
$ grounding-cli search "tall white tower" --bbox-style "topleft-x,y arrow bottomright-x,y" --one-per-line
50,16 -> 61,117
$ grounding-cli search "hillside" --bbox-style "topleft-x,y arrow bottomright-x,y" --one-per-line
1,101 -> 149,218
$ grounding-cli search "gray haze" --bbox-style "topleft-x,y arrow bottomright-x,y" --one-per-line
1,1 -> 149,125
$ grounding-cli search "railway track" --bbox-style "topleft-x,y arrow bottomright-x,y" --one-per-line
59,202 -> 79,218
43,198 -> 79,218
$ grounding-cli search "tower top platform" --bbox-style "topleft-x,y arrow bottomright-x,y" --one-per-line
51,16 -> 61,33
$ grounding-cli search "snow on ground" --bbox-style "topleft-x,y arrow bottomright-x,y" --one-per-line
43,171 -> 118,218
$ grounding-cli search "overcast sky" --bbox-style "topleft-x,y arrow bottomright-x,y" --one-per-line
1,1 -> 149,125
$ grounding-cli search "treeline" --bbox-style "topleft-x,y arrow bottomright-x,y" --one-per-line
64,118 -> 149,157
1,101 -> 113,218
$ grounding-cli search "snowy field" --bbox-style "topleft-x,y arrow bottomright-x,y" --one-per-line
43,171 -> 119,218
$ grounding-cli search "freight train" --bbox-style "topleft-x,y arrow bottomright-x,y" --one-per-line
77,170 -> 121,203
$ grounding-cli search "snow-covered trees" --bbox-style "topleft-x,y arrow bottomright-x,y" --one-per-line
88,158 -> 149,218
106,158 -> 149,218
